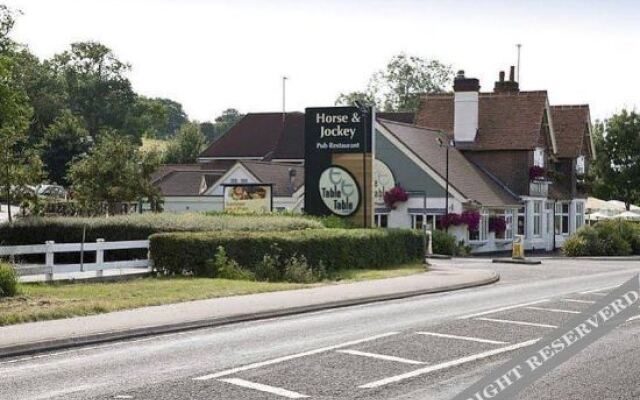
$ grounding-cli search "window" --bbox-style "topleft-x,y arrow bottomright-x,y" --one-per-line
411,214 -> 425,230
375,214 -> 389,228
469,210 -> 488,241
517,207 -> 526,236
576,156 -> 586,175
534,147 -> 545,167
555,202 -> 570,235
425,214 -> 443,231
533,201 -> 542,237
494,209 -> 514,240
575,202 -> 585,230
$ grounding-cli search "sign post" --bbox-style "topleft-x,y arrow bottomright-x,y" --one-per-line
304,106 -> 374,227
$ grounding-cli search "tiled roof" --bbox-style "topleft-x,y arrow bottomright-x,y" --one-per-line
415,91 -> 549,151
199,112 -> 305,160
154,168 -> 224,196
376,112 -> 415,124
378,119 -> 520,207
151,164 -> 203,183
550,105 -> 590,158
239,161 -> 304,197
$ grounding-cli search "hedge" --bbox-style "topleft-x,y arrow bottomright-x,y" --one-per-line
0,213 -> 323,263
0,263 -> 18,298
563,219 -> 640,257
150,228 -> 425,276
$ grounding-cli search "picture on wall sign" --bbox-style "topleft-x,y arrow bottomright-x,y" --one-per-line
304,106 -> 374,227
223,184 -> 272,213
373,159 -> 396,205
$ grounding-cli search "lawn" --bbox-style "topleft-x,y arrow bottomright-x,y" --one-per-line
0,263 -> 425,326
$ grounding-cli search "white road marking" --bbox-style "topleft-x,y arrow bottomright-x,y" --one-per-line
586,292 -> 608,296
193,332 -> 400,380
359,338 -> 540,389
525,306 -> 581,314
114,396 -> 134,399
337,349 -> 425,365
457,299 -> 549,319
580,285 -> 619,294
475,318 -> 558,329
219,378 -> 309,398
627,314 -> 640,322
562,298 -> 596,304
415,331 -> 509,345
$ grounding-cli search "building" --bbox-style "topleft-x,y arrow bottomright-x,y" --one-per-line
152,67 -> 594,253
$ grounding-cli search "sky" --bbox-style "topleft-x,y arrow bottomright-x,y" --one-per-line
4,0 -> 640,122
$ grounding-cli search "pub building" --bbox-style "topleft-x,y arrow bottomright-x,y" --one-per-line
152,67 -> 593,254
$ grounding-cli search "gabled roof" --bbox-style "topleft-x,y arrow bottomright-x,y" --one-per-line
377,119 -> 520,207
376,112 -> 415,124
151,164 -> 204,183
155,170 -> 224,196
238,161 -> 304,197
199,112 -> 305,160
550,105 -> 592,158
415,91 -> 552,151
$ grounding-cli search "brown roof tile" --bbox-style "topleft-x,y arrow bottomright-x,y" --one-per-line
550,105 -> 590,158
415,91 -> 549,151
199,112 -> 305,160
155,170 -> 223,196
239,161 -> 304,197
378,119 -> 520,207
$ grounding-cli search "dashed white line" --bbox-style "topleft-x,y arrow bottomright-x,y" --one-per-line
359,338 -> 540,389
415,331 -> 509,345
525,306 -> 581,314
193,332 -> 400,380
337,349 -> 425,365
219,378 -> 309,398
475,318 -> 558,329
562,298 -> 596,304
457,299 -> 550,319
580,285 -> 620,294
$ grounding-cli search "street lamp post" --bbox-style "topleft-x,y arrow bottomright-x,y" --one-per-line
355,101 -> 370,228
437,134 -> 455,230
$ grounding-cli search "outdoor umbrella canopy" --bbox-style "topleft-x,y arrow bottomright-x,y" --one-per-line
586,211 -> 611,221
613,211 -> 640,221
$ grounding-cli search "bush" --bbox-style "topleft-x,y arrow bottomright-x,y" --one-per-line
0,264 -> 18,298
432,229 -> 457,255
563,220 -> 639,257
206,247 -> 255,280
150,228 -> 424,276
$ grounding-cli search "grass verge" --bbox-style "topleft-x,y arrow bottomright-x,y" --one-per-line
0,263 -> 425,326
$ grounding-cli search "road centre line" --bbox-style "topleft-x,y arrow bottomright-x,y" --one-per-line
457,299 -> 550,319
580,285 -> 620,294
359,338 -> 540,389
475,318 -> 558,329
415,331 -> 509,345
193,332 -> 400,380
219,378 -> 309,399
336,349 -> 425,365
562,298 -> 596,304
525,306 -> 582,314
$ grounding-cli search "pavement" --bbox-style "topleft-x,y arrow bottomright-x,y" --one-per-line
2,258 -> 640,400
0,264 -> 498,358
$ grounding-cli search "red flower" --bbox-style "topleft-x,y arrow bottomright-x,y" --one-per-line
384,185 -> 409,209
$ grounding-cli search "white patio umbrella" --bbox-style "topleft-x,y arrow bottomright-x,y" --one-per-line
586,211 -> 611,221
613,211 -> 640,221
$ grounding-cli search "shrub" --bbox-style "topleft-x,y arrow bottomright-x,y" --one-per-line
0,264 -> 18,298
563,220 -> 639,257
432,229 -> 457,255
282,254 -> 317,283
205,246 -> 255,280
150,228 -> 424,276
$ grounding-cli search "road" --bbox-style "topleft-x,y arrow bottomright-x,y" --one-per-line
2,258 -> 640,400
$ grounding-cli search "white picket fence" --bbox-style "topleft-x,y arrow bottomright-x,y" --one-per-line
0,239 -> 151,281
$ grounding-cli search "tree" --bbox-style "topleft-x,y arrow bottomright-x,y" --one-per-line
124,96 -> 168,139
335,53 -> 453,112
205,108 -> 243,143
52,41 -> 136,142
156,98 -> 188,138
163,122 -> 205,164
591,110 -> 640,210
67,131 -> 161,215
39,110 -> 91,186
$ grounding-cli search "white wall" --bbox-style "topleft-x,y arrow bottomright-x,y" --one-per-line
162,196 -> 223,213
209,168 -> 258,195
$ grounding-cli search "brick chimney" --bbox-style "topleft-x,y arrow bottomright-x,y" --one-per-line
453,70 -> 480,142
494,66 -> 520,93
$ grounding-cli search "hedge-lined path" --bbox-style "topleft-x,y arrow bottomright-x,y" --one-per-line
0,265 -> 497,358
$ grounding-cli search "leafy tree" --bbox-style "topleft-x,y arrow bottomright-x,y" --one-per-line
39,110 -> 91,186
0,4 -> 18,54
163,122 -> 205,164
335,53 -> 453,112
156,98 -> 188,138
124,96 -> 168,139
52,41 -> 136,142
591,110 -> 640,210
199,121 -> 216,142
201,108 -> 243,143
67,131 -> 161,215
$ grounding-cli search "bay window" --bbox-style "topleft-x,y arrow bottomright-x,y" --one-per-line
533,201 -> 542,237
555,202 -> 570,235
375,214 -> 389,228
575,202 -> 584,230
517,207 -> 526,236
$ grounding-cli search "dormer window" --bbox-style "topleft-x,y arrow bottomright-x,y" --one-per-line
534,147 -> 545,168
576,155 -> 585,175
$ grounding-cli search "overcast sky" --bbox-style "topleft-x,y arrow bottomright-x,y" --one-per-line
5,0 -> 639,121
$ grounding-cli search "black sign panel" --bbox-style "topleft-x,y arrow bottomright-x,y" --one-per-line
304,106 -> 373,219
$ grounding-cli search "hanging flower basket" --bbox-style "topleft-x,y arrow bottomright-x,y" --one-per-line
439,210 -> 480,231
529,166 -> 546,181
383,185 -> 409,209
488,216 -> 507,234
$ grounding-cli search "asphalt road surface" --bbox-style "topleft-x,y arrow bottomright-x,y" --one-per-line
2,258 -> 640,400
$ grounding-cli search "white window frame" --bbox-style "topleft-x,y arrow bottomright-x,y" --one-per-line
533,201 -> 542,237
576,156 -> 585,175
494,209 -> 514,240
411,214 -> 425,230
469,209 -> 489,242
517,207 -> 526,236
555,202 -> 570,235
534,147 -> 545,168
575,202 -> 585,230
375,213 -> 389,228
